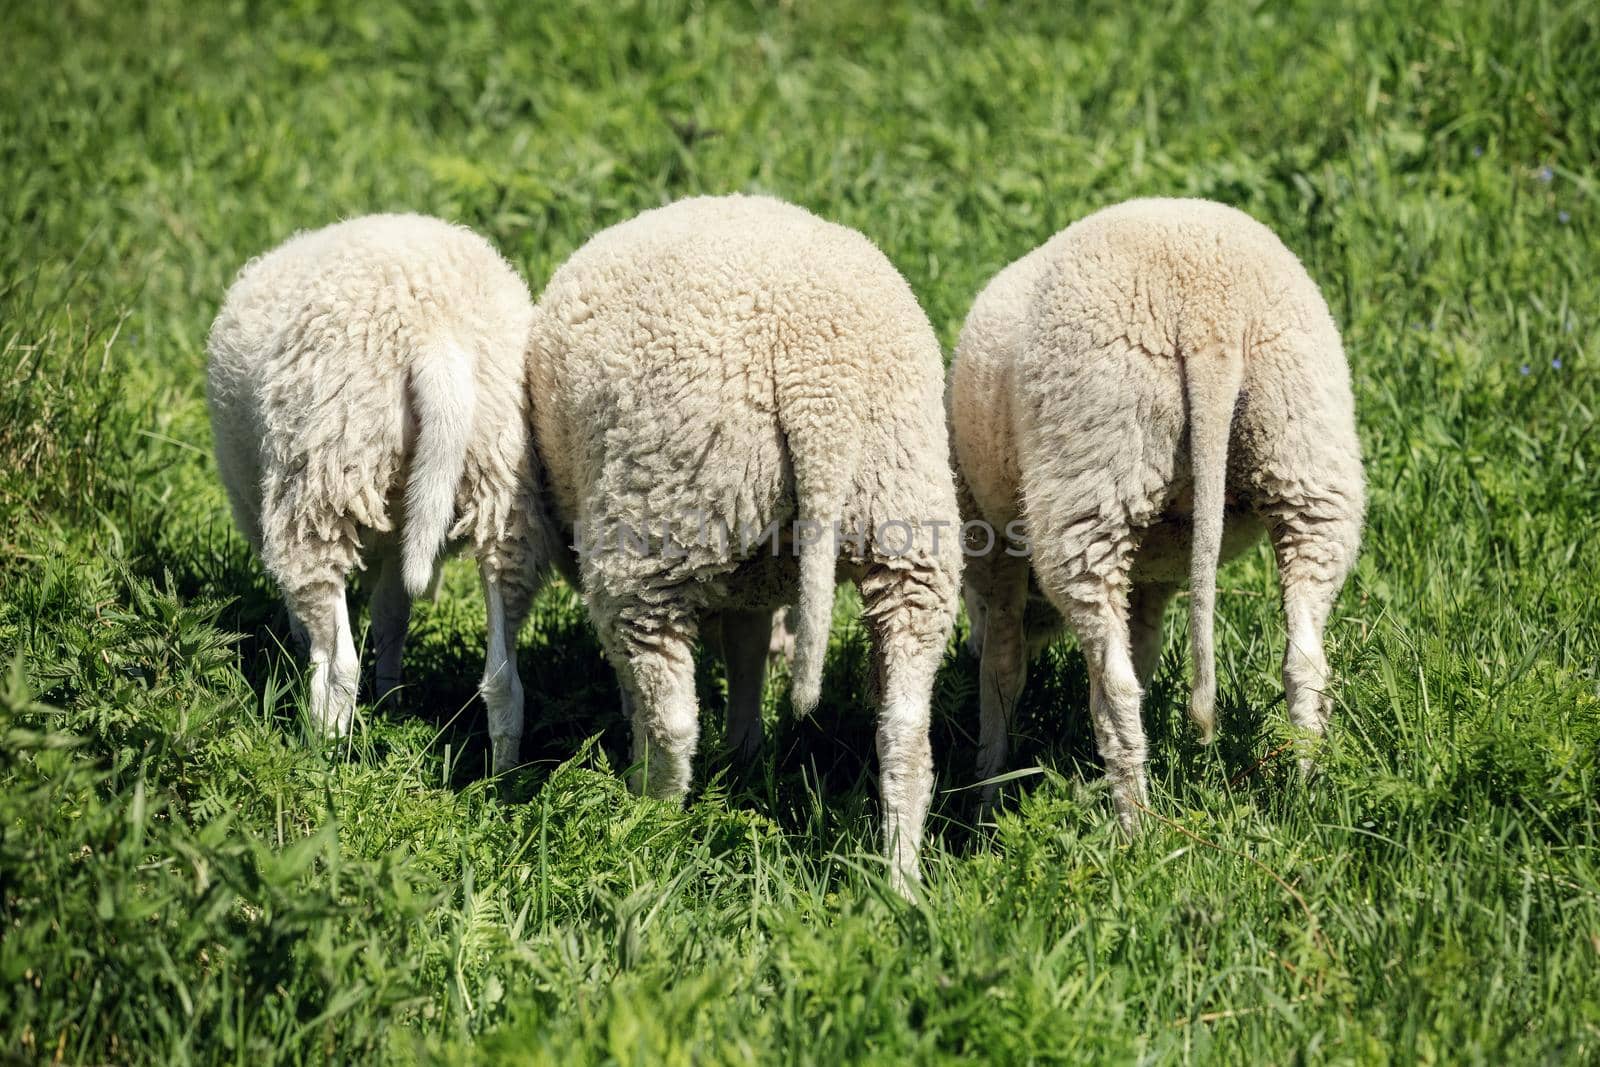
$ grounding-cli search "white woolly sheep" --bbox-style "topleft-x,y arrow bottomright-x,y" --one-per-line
207,213 -> 561,772
951,197 -> 1365,827
526,194 -> 962,893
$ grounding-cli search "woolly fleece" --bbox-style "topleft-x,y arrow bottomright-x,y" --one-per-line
951,197 -> 1365,825
527,194 -> 961,892
207,213 -> 559,769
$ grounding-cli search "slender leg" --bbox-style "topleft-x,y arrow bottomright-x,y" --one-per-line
1076,605 -> 1148,835
1128,581 -> 1177,691
284,580 -> 359,739
480,562 -> 534,775
1240,328 -> 1365,773
963,582 -> 988,659
1269,513 -> 1358,771
874,626 -> 944,898
370,550 -> 411,703
974,554 -> 1031,810
603,651 -> 648,783
1036,546 -> 1148,835
1283,586 -> 1334,733
859,562 -> 956,897
605,614 -> 700,801
768,606 -> 797,664
721,608 -> 772,760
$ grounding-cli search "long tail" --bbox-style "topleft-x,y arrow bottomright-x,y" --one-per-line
781,415 -> 857,718
401,341 -> 476,597
789,522 -> 835,715
1183,334 -> 1244,744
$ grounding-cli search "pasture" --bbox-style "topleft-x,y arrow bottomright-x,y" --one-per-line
2,0 -> 1597,1061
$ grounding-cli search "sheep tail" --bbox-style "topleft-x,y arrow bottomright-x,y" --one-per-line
790,514 -> 835,716
1182,331 -> 1244,745
401,341 -> 476,597
781,412 -> 856,718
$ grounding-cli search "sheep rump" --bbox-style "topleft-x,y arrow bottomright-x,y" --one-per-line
206,213 -> 559,770
527,194 -> 961,893
951,197 -> 1365,825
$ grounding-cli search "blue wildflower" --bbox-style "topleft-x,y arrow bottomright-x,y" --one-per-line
1552,358 -> 1563,370
1471,146 -> 1484,158
1538,166 -> 1554,182
1558,210 -> 1570,224
1520,364 -> 1531,376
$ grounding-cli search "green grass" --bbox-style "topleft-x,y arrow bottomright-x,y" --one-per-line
3,0 -> 1598,1061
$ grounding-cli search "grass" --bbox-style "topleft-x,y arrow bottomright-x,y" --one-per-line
2,0 -> 1598,1061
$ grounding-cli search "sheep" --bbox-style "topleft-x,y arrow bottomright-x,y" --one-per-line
206,213 -> 562,772
526,194 -> 962,893
950,197 -> 1365,827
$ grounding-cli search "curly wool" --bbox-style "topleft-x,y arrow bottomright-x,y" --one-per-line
528,194 -> 961,893
951,197 -> 1365,825
207,213 -> 559,768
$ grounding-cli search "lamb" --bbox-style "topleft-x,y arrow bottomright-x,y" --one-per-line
206,213 -> 561,772
526,194 -> 962,893
950,197 -> 1365,827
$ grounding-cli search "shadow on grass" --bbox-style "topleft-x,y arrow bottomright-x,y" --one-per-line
397,583 -> 629,790
139,524 -> 1300,862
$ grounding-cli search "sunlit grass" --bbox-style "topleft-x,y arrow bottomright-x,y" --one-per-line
1,0 -> 1597,1061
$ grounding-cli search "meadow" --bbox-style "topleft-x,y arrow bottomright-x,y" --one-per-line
2,0 -> 1598,1062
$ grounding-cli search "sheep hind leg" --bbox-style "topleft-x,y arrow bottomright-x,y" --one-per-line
606,614 -> 701,801
720,608 -> 772,762
860,563 -> 955,898
974,553 -> 1030,815
369,547 -> 411,704
283,579 -> 359,741
1037,553 -> 1148,836
768,606 -> 797,665
480,561 -> 534,775
1078,604 -> 1148,836
1128,582 -> 1177,691
1269,509 -> 1359,773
